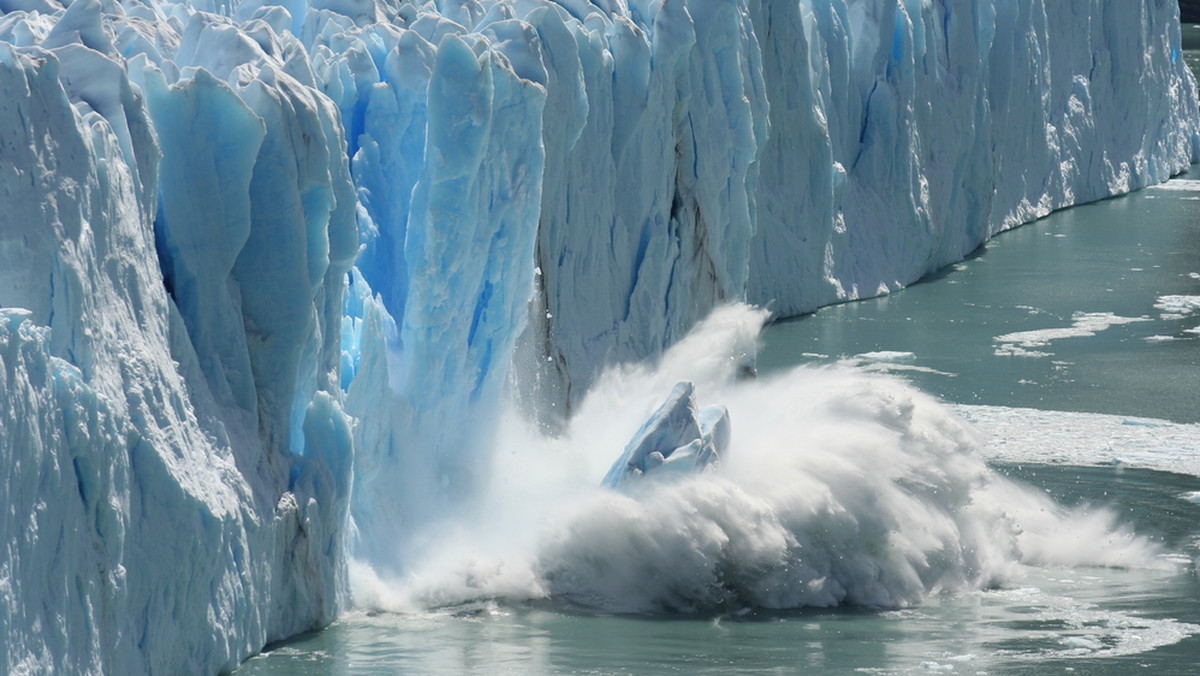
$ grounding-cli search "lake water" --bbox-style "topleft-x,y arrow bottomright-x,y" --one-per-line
237,161 -> 1200,675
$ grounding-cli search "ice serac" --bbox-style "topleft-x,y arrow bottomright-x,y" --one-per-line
517,0 -> 769,416
335,22 -> 548,568
1,0 -> 1198,672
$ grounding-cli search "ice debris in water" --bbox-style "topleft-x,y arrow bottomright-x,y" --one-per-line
1155,295 -> 1200,319
601,381 -> 730,490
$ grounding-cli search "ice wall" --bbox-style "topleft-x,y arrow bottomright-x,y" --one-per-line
748,0 -> 1200,317
521,0 -> 1200,408
1,0 -> 1197,671
0,10 -> 353,674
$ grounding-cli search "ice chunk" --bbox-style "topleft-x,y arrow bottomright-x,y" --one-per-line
602,381 -> 730,489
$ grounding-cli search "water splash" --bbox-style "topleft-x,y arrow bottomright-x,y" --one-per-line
350,305 -> 1160,614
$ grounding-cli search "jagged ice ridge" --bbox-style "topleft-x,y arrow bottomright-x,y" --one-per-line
0,0 -> 1197,671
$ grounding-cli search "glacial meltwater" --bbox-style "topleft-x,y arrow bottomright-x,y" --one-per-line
236,180 -> 1200,674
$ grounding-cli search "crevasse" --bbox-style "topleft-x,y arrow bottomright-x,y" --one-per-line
0,0 -> 1196,672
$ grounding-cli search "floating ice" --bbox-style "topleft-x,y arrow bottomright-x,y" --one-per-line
993,312 -> 1150,357
956,405 -> 1200,478
1155,295 -> 1200,319
856,351 -> 918,363
840,351 -> 955,378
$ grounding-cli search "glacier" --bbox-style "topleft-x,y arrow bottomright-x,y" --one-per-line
0,0 -> 1197,671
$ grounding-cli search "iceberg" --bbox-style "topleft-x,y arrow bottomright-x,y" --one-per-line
0,0 -> 1196,671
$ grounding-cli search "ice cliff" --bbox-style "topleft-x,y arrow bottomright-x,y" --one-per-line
0,15 -> 353,673
0,0 -> 1196,671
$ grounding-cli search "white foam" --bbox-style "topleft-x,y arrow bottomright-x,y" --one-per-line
973,584 -> 1200,661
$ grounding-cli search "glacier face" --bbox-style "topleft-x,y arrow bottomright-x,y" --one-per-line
0,0 -> 1197,671
0,16 -> 353,675
749,0 -> 1200,318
